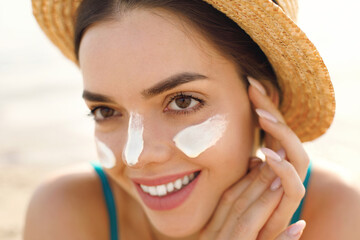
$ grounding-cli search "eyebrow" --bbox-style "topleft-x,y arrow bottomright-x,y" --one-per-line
82,90 -> 116,103
82,72 -> 208,103
141,72 -> 208,98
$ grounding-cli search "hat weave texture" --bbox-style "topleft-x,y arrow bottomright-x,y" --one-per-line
31,0 -> 336,142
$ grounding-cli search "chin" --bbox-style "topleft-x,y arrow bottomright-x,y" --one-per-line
143,194 -> 218,238
147,210 -> 207,238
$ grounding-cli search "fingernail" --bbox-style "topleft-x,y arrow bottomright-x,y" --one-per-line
255,109 -> 278,123
261,147 -> 282,162
270,177 -> 282,191
277,148 -> 286,159
247,76 -> 267,95
287,220 -> 306,236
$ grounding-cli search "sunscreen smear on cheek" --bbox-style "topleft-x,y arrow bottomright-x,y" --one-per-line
173,114 -> 228,158
123,112 -> 144,166
95,138 -> 116,169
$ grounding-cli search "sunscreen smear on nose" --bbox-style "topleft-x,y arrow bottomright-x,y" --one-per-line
123,112 -> 144,166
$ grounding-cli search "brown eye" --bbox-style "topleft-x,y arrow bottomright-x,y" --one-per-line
91,107 -> 121,121
99,108 -> 114,118
167,94 -> 200,111
175,96 -> 192,109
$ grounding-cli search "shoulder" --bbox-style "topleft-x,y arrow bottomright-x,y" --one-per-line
23,163 -> 109,240
301,162 -> 360,240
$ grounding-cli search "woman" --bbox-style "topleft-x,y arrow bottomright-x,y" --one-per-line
25,0 -> 360,239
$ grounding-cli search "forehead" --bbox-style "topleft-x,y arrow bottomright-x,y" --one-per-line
79,9 -> 233,93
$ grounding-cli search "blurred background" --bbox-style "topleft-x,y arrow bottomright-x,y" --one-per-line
0,0 -> 359,239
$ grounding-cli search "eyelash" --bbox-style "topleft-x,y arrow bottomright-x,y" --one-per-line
87,92 -> 205,122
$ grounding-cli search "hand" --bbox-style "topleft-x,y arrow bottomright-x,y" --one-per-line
199,77 -> 309,239
199,161 -> 306,240
247,76 -> 310,181
250,76 -> 310,239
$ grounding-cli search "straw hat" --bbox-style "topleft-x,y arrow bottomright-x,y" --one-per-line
31,0 -> 335,142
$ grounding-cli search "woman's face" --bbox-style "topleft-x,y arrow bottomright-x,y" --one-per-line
80,9 -> 256,238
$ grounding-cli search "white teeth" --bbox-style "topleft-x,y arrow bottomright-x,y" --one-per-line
156,185 -> 167,196
182,175 -> 189,185
189,173 -> 195,180
139,172 -> 198,197
166,182 -> 174,193
140,185 -> 149,193
174,179 -> 182,190
149,186 -> 157,196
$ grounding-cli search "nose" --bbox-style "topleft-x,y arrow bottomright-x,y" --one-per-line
122,113 -> 172,169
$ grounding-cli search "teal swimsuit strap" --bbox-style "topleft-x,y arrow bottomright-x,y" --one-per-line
91,162 -> 119,240
290,161 -> 312,224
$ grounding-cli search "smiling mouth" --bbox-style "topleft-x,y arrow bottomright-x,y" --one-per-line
138,171 -> 201,197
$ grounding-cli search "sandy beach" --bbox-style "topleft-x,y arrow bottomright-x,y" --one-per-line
1,1 -> 359,239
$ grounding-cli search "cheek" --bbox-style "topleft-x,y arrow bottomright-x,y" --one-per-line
204,112 -> 255,179
173,114 -> 228,158
95,138 -> 116,169
222,112 -> 255,169
94,127 -> 128,170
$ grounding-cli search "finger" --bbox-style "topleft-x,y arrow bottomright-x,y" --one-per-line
247,76 -> 285,123
257,112 -> 309,180
261,148 -> 305,198
258,148 -> 306,240
248,77 -> 309,179
203,163 -> 262,235
205,160 -> 274,235
229,162 -> 277,216
218,182 -> 284,239
211,163 -> 276,238
274,220 -> 306,240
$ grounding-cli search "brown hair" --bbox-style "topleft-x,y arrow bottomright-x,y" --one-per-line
74,0 -> 279,92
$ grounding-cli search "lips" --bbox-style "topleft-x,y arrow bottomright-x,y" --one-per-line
131,170 -> 199,186
131,170 -> 201,211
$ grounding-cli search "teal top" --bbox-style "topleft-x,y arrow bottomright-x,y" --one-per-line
290,161 -> 312,224
91,162 -> 119,240
91,161 -> 312,239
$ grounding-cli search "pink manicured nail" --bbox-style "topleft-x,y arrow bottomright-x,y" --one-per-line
260,147 -> 282,162
277,148 -> 286,159
270,177 -> 282,191
247,76 -> 267,95
287,220 -> 306,236
255,109 -> 278,123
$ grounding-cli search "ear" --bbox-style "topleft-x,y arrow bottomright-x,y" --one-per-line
253,80 -> 282,151
252,79 -> 280,129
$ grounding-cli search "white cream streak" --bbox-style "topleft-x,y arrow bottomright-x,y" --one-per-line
173,114 -> 228,158
123,112 -> 144,166
95,138 -> 116,169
